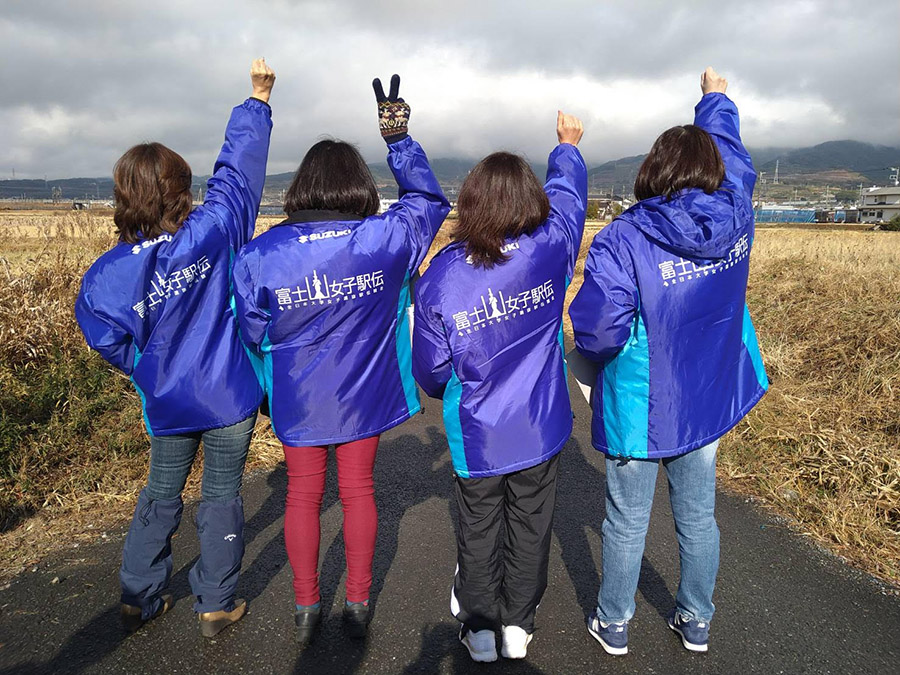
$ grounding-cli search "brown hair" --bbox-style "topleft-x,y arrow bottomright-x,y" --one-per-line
284,140 -> 379,217
113,143 -> 193,244
453,152 -> 550,268
634,125 -> 725,202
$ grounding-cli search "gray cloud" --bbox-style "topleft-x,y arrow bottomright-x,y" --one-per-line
1,0 -> 897,179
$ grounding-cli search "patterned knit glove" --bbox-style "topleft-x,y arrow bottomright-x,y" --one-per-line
373,74 -> 410,144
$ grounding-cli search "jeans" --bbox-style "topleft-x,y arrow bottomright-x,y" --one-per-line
146,413 -> 257,502
597,440 -> 719,624
120,413 -> 257,616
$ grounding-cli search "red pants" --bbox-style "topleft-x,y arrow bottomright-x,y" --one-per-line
283,436 -> 379,605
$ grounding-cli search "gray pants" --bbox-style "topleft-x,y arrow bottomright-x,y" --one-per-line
451,453 -> 560,634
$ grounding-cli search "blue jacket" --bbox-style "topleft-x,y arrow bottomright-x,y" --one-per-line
569,93 -> 768,460
231,136 -> 451,447
413,144 -> 587,478
75,98 -> 271,436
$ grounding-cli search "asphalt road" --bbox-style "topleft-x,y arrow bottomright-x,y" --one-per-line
1,387 -> 898,674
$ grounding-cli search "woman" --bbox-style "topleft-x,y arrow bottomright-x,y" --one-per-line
412,112 -> 586,662
75,59 -> 275,637
569,68 -> 768,655
231,74 -> 450,643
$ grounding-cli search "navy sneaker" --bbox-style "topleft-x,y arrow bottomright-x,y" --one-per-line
587,610 -> 628,656
667,609 -> 709,652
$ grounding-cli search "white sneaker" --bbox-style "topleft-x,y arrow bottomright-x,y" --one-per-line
459,627 -> 498,662
501,625 -> 533,659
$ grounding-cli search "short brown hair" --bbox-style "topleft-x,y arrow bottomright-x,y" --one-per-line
113,143 -> 193,244
453,152 -> 550,268
634,125 -> 725,202
284,140 -> 379,217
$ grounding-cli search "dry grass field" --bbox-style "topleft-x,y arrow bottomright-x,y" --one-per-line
1,212 -> 898,587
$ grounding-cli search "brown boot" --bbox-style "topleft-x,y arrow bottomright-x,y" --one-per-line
198,598 -> 247,638
120,593 -> 174,633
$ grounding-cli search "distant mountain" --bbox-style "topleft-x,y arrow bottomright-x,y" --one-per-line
0,175 -> 211,201
587,141 -> 899,192
262,158 -> 546,198
0,177 -> 116,201
587,154 -> 645,194
757,141 -> 899,185
3,141 -> 896,201
749,146 -> 794,165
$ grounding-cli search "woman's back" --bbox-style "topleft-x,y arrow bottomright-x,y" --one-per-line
570,89 -> 768,460
76,98 -> 272,435
232,136 -> 450,446
414,141 -> 587,478
586,186 -> 762,455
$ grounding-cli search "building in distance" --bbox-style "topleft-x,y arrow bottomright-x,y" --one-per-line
859,186 -> 900,224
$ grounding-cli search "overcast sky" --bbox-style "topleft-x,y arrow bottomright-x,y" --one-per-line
1,0 -> 898,179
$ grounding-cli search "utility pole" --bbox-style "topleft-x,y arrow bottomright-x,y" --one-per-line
858,183 -> 864,208
773,159 -> 779,185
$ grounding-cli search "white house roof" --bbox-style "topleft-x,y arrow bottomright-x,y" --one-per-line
864,186 -> 900,195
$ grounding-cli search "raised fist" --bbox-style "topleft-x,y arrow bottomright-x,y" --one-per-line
701,67 -> 727,96
557,111 -> 584,146
251,58 -> 276,104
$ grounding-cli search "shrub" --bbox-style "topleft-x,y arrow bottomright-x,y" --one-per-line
0,215 -> 146,530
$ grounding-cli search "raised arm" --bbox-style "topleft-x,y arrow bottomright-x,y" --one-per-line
373,74 -> 451,275
693,67 -> 756,199
75,285 -> 136,375
411,282 -> 453,399
545,111 -> 588,278
569,230 -> 639,363
202,58 -> 275,252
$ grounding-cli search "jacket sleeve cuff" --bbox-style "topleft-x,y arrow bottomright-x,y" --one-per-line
383,131 -> 410,145
696,91 -> 735,112
385,134 -> 416,154
550,142 -> 584,161
245,97 -> 272,115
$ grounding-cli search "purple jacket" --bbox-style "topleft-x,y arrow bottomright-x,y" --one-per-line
232,136 -> 450,446
413,144 -> 587,477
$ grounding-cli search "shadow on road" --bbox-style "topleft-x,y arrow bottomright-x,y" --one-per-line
553,437 -> 675,619
401,623 -> 549,674
235,466 -> 293,605
6,419 -> 677,673
290,424 -> 454,673
19,464 -> 290,674
370,425 -> 454,604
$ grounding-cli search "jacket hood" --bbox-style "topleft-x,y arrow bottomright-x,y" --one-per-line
619,188 -> 749,260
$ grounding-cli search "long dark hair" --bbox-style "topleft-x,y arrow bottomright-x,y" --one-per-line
113,143 -> 193,244
284,140 -> 379,217
453,152 -> 550,268
634,124 -> 725,202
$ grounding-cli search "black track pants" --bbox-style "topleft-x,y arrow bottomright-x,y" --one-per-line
451,453 -> 560,634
